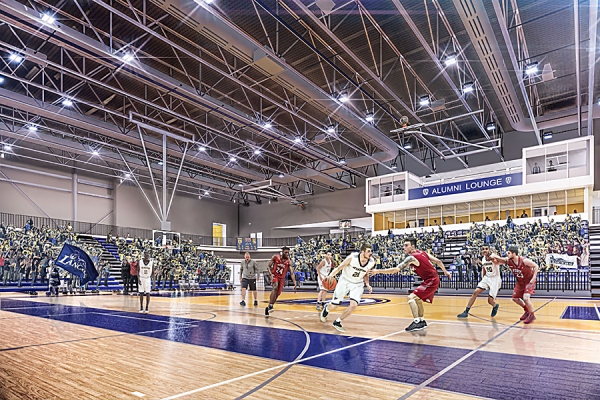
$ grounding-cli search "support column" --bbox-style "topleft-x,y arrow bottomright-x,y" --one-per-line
72,168 -> 78,231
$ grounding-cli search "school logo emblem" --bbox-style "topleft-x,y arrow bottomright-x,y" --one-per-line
422,188 -> 429,196
505,176 -> 512,184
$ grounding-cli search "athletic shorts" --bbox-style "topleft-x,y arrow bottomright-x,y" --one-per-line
241,278 -> 257,291
412,276 -> 440,303
138,277 -> 152,293
512,281 -> 535,299
331,277 -> 364,305
318,277 -> 330,292
272,276 -> 286,296
477,275 -> 502,299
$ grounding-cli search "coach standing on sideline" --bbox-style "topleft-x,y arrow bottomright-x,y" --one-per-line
239,252 -> 259,307
121,256 -> 130,294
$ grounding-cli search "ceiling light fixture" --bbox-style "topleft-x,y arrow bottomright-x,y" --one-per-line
28,125 -> 37,132
525,62 -> 539,76
294,137 -> 302,143
444,53 -> 457,67
0,76 -> 4,84
338,91 -> 349,103
462,81 -> 474,94
278,173 -> 284,178
486,122 -> 496,131
263,121 -> 272,129
62,99 -> 73,107
3,144 -> 12,151
326,125 -> 336,134
543,131 -> 553,140
253,149 -> 261,155
229,156 -> 237,162
338,158 -> 346,165
391,161 -> 397,169
91,150 -> 99,156
41,13 -> 56,24
365,112 -> 374,122
198,145 -> 206,152
419,95 -> 430,107
157,161 -> 163,166
403,142 -> 412,150
125,173 -> 131,178
122,53 -> 134,63
9,53 -> 23,63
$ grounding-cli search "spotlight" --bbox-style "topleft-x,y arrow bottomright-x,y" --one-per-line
41,13 -> 56,24
278,173 -> 284,178
338,91 -> 349,103
62,99 -> 73,107
125,173 -> 131,178
365,112 -> 374,122
28,125 -> 37,132
157,161 -> 163,165
0,76 -> 4,84
444,53 -> 457,67
238,183 -> 243,187
122,53 -> 134,63
403,142 -> 412,150
543,131 -> 553,140
294,137 -> 302,143
462,81 -> 474,94
3,144 -> 12,151
198,146 -> 206,152
339,158 -> 346,165
419,95 -> 430,107
253,149 -> 261,155
391,161 -> 397,169
91,150 -> 99,156
326,125 -> 336,134
263,121 -> 272,129
525,62 -> 539,76
0,153 -> 3,158
229,156 -> 237,163
204,190 -> 210,195
9,53 -> 23,63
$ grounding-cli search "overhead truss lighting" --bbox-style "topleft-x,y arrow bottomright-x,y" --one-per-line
338,91 -> 349,103
9,53 -> 23,63
263,121 -> 272,129
462,81 -> 474,94
41,13 -> 56,24
365,112 -> 374,122
338,157 -> 346,165
0,76 -> 4,84
486,122 -> 497,131
543,131 -> 553,140
62,99 -> 73,107
444,53 -> 457,67
326,125 -> 336,134
403,142 -> 412,150
525,62 -> 539,76
122,53 -> 135,63
419,95 -> 430,107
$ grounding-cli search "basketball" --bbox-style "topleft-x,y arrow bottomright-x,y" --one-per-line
321,277 -> 337,291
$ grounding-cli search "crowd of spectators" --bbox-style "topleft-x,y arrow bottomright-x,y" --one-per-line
113,237 -> 229,292
289,215 -> 588,282
0,220 -> 103,293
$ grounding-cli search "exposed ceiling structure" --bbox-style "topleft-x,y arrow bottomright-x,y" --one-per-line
0,0 -> 597,209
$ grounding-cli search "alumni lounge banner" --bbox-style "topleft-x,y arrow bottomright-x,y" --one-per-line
408,173 -> 523,200
545,254 -> 578,269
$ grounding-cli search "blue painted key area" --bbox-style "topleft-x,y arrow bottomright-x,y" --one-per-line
1,299 -> 599,399
560,306 -> 600,321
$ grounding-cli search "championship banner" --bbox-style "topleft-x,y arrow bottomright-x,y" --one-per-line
54,243 -> 99,284
408,172 -> 522,200
545,254 -> 578,269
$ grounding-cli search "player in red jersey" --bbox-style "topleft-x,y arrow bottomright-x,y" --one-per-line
370,238 -> 451,332
265,246 -> 297,316
491,246 -> 539,324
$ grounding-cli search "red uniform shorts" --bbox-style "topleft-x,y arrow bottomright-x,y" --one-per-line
512,281 -> 535,299
412,276 -> 440,303
272,276 -> 285,296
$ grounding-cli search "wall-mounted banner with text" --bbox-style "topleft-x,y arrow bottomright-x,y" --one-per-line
408,173 -> 523,200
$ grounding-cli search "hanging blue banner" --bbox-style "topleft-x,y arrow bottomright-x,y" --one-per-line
408,173 -> 522,200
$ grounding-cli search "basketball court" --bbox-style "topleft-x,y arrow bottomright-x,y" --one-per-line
1,290 -> 598,399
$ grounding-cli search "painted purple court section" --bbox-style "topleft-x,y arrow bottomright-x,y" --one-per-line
560,306 -> 600,321
1,299 -> 599,399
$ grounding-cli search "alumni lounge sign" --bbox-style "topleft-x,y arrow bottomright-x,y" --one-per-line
408,173 -> 523,200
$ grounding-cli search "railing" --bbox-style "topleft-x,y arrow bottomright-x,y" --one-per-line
593,207 -> 600,225
369,270 -> 590,292
0,211 -> 370,248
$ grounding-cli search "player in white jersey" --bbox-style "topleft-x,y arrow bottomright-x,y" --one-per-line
315,252 -> 333,311
457,245 -> 502,318
320,244 -> 375,332
138,252 -> 153,314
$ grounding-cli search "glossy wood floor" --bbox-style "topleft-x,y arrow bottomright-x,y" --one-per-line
0,290 -> 599,400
